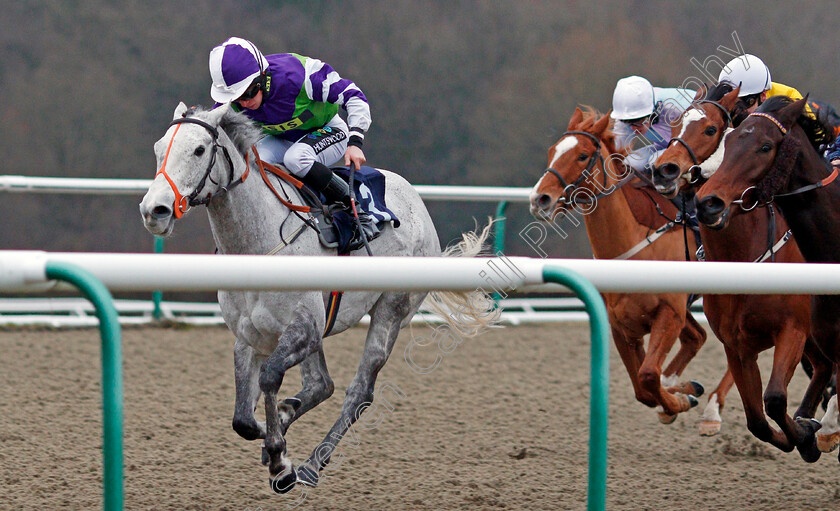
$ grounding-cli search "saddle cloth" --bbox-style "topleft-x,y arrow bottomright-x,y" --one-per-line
309,166 -> 400,254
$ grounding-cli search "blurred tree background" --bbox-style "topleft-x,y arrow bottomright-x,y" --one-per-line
1,0 -> 837,265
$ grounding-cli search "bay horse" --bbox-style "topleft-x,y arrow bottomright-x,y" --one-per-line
139,103 -> 497,492
652,85 -> 833,449
695,95 -> 838,459
530,107 -> 707,424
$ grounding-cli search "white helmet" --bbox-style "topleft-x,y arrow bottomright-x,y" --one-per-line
718,54 -> 771,97
610,76 -> 655,120
209,37 -> 270,103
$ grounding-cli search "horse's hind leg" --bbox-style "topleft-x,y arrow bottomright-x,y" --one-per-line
699,369 -> 734,436
232,340 -> 266,440
297,292 -> 412,487
662,312 -> 707,381
259,308 -> 322,494
280,349 -> 335,434
794,337 -> 833,421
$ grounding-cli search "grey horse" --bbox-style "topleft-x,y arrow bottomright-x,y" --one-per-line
139,103 -> 496,493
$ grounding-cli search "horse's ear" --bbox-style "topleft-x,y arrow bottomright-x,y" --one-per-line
567,107 -> 583,130
591,112 -> 610,136
693,84 -> 707,102
206,103 -> 230,127
173,102 -> 188,120
720,85 -> 741,110
777,95 -> 809,131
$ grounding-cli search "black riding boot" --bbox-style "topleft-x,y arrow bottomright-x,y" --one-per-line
302,162 -> 380,249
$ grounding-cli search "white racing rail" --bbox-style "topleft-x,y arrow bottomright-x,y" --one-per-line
0,175 -> 534,202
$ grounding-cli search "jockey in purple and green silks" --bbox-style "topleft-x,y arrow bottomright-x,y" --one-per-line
209,37 -> 372,212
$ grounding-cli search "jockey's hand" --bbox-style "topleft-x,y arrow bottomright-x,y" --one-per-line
832,158 -> 840,170
345,145 -> 366,171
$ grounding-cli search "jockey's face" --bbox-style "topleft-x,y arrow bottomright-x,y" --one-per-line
236,89 -> 263,110
625,116 -> 651,135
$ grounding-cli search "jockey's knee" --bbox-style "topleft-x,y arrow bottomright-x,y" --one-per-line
283,145 -> 316,177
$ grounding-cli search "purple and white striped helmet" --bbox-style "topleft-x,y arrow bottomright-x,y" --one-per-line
209,37 -> 269,103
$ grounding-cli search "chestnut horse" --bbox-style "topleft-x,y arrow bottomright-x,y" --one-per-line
653,85 -> 833,447
530,107 -> 706,423
695,95 -> 838,460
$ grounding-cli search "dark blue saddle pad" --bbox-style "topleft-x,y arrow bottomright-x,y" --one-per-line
329,166 -> 400,253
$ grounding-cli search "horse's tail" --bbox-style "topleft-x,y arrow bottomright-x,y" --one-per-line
422,220 -> 502,337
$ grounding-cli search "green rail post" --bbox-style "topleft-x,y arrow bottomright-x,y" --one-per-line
493,201 -> 508,255
45,262 -> 123,511
542,265 -> 609,511
491,201 -> 509,303
152,236 -> 165,321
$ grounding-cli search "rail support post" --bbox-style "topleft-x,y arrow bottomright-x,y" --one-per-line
45,261 -> 123,511
542,265 -> 609,511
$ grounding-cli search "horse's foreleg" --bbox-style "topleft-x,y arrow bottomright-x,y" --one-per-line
280,349 -> 335,434
640,307 -> 696,417
726,345 -> 795,453
259,309 -> 322,494
763,326 -> 821,461
232,341 -> 266,440
297,292 -> 410,487
611,327 -> 657,407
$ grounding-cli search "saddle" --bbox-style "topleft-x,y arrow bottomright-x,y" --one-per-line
302,166 -> 400,255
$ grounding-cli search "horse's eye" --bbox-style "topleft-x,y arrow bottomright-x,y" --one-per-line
759,143 -> 772,153
194,146 -> 206,157
704,126 -> 717,136
578,153 -> 589,161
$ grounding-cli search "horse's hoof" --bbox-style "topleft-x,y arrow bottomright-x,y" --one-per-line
795,416 -> 822,434
698,420 -> 722,437
658,412 -> 678,425
270,469 -> 298,494
296,463 -> 320,487
817,432 -> 840,453
284,397 -> 303,410
687,395 -> 699,408
688,380 -> 705,397
798,441 -> 822,463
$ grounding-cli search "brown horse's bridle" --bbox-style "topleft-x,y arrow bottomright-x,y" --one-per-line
666,99 -> 733,185
731,112 -> 839,211
544,130 -> 615,206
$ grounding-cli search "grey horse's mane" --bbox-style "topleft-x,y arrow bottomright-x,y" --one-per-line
186,105 -> 263,156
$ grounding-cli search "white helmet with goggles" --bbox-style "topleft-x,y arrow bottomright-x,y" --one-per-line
209,37 -> 269,103
610,76 -> 655,121
718,54 -> 771,97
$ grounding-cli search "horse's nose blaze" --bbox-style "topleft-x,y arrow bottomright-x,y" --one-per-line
152,205 -> 172,219
696,195 -> 726,225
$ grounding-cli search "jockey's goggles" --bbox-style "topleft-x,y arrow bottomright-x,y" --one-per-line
236,77 -> 263,102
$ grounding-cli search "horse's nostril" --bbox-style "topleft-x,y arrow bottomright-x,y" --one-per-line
537,194 -> 552,208
658,163 -> 681,180
152,205 -> 172,219
697,195 -> 725,215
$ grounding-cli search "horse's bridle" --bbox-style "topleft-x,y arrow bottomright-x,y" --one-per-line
544,130 -> 611,205
666,99 -> 733,185
155,116 -> 242,218
731,112 -> 839,211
